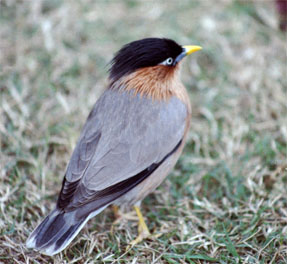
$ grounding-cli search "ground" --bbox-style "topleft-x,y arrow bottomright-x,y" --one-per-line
0,0 -> 286,263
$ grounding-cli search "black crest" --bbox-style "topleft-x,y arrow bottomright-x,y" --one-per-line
109,38 -> 183,82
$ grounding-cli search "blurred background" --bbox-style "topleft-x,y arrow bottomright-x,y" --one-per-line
0,0 -> 286,263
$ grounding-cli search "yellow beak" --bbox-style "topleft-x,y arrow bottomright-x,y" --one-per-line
183,45 -> 202,55
174,45 -> 202,64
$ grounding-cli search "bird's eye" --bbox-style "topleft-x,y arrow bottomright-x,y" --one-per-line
166,57 -> 173,65
159,57 -> 174,66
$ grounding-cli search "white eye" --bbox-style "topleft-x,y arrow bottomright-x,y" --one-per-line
160,57 -> 174,66
166,57 -> 173,65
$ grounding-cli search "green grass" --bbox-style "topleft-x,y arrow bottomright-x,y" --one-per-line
1,0 -> 286,263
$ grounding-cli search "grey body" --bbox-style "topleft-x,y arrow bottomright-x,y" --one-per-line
66,89 -> 187,205
26,88 -> 188,255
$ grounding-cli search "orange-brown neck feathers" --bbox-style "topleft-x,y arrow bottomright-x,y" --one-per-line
110,65 -> 187,101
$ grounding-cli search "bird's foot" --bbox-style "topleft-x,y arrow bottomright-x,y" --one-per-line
126,206 -> 161,251
110,205 -> 138,234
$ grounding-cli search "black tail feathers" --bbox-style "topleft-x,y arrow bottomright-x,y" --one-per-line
26,209 -> 86,256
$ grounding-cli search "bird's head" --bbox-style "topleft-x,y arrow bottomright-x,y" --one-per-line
109,38 -> 201,101
109,38 -> 201,83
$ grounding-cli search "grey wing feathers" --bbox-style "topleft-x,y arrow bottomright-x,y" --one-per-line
58,89 -> 187,211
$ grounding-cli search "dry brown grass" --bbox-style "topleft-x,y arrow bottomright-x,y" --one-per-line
0,0 -> 286,263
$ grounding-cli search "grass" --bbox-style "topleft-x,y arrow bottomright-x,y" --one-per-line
0,0 -> 286,263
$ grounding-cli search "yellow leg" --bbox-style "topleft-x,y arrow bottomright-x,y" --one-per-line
134,206 -> 151,237
112,205 -> 119,218
110,205 -> 138,234
110,205 -> 120,234
126,206 -> 151,250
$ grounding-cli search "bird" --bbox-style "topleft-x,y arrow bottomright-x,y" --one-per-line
26,38 -> 202,256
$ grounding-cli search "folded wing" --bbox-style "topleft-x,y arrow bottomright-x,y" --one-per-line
57,89 -> 187,215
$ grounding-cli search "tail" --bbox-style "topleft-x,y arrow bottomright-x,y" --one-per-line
26,207 -> 105,256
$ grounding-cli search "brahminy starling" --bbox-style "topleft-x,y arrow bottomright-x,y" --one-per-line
26,38 -> 202,255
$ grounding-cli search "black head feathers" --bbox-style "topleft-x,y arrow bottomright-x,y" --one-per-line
109,38 -> 183,82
